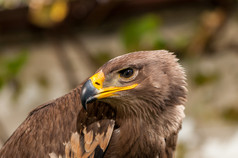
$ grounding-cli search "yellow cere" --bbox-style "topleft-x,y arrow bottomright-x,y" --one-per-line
90,70 -> 105,90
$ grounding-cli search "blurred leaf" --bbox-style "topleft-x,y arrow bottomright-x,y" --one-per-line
50,0 -> 68,23
221,107 -> 238,123
153,36 -> 167,50
174,36 -> 190,52
92,51 -> 112,67
0,50 -> 28,90
6,51 -> 28,76
193,71 -> 219,86
0,78 -> 4,89
121,14 -> 161,51
29,0 -> 68,28
38,75 -> 49,88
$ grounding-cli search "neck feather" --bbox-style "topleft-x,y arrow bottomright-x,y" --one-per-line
106,100 -> 185,158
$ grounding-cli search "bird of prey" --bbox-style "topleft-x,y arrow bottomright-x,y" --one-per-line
0,50 -> 187,158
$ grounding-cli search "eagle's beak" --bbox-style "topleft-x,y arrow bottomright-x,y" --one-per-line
80,70 -> 138,109
80,70 -> 104,109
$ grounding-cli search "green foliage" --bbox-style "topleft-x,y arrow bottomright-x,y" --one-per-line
193,71 -> 219,86
92,51 -> 112,67
173,36 -> 190,53
121,14 -> 162,51
153,36 -> 167,50
0,50 -> 28,89
120,14 -> 191,57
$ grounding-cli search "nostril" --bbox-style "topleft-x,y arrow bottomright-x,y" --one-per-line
95,82 -> 100,85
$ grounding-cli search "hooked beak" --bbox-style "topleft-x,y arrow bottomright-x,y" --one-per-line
80,70 -> 138,109
80,79 -> 98,110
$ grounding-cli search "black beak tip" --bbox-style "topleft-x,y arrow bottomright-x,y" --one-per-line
82,97 -> 97,110
80,79 -> 98,110
81,97 -> 87,110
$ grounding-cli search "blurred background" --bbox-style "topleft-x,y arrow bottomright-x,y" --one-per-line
0,0 -> 238,157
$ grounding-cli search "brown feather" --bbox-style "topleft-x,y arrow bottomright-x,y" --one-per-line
0,87 -> 82,157
70,132 -> 82,157
64,120 -> 115,158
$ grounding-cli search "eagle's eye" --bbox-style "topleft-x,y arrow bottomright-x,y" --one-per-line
119,68 -> 134,78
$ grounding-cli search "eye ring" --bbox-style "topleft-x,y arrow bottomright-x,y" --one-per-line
119,68 -> 134,79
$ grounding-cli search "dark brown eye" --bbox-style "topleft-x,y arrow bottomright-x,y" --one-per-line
119,68 -> 134,78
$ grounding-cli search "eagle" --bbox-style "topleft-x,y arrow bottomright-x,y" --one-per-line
0,50 -> 187,158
